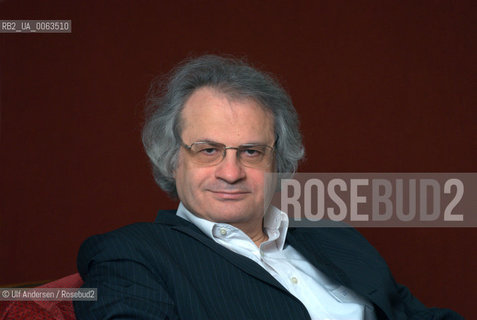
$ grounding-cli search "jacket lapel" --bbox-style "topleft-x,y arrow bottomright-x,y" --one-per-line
285,230 -> 351,287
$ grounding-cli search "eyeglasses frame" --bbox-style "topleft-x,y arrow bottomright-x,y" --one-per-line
179,139 -> 276,168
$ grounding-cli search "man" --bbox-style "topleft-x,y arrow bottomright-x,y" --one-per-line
74,55 -> 463,319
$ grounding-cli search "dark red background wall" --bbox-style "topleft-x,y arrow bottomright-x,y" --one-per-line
1,0 -> 475,317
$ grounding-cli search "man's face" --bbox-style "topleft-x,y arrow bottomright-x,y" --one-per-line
174,87 -> 275,232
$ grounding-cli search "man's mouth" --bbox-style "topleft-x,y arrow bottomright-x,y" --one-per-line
208,190 -> 250,200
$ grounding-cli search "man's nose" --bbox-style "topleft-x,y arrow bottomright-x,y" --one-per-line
214,150 -> 245,183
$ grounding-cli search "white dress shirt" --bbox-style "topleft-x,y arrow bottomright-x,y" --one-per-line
177,203 -> 376,320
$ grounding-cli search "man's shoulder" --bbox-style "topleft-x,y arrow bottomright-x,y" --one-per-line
82,210 -> 183,241
76,210 -> 196,269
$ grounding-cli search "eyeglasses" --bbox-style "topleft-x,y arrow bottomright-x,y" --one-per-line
180,140 -> 275,168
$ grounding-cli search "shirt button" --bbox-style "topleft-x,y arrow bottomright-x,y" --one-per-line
290,277 -> 298,284
220,228 -> 227,236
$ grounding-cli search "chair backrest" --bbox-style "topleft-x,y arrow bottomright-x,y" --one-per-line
0,273 -> 83,320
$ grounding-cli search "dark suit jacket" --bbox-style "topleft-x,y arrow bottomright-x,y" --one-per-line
74,210 -> 463,319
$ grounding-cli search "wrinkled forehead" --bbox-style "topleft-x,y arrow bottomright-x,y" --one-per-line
178,86 -> 275,138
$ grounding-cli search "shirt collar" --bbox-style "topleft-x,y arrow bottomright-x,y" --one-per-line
176,202 -> 289,250
176,202 -> 216,239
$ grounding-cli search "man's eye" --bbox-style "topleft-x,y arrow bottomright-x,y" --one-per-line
241,148 -> 263,157
200,148 -> 218,155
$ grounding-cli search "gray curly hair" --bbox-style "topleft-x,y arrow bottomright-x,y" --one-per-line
142,55 -> 304,198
